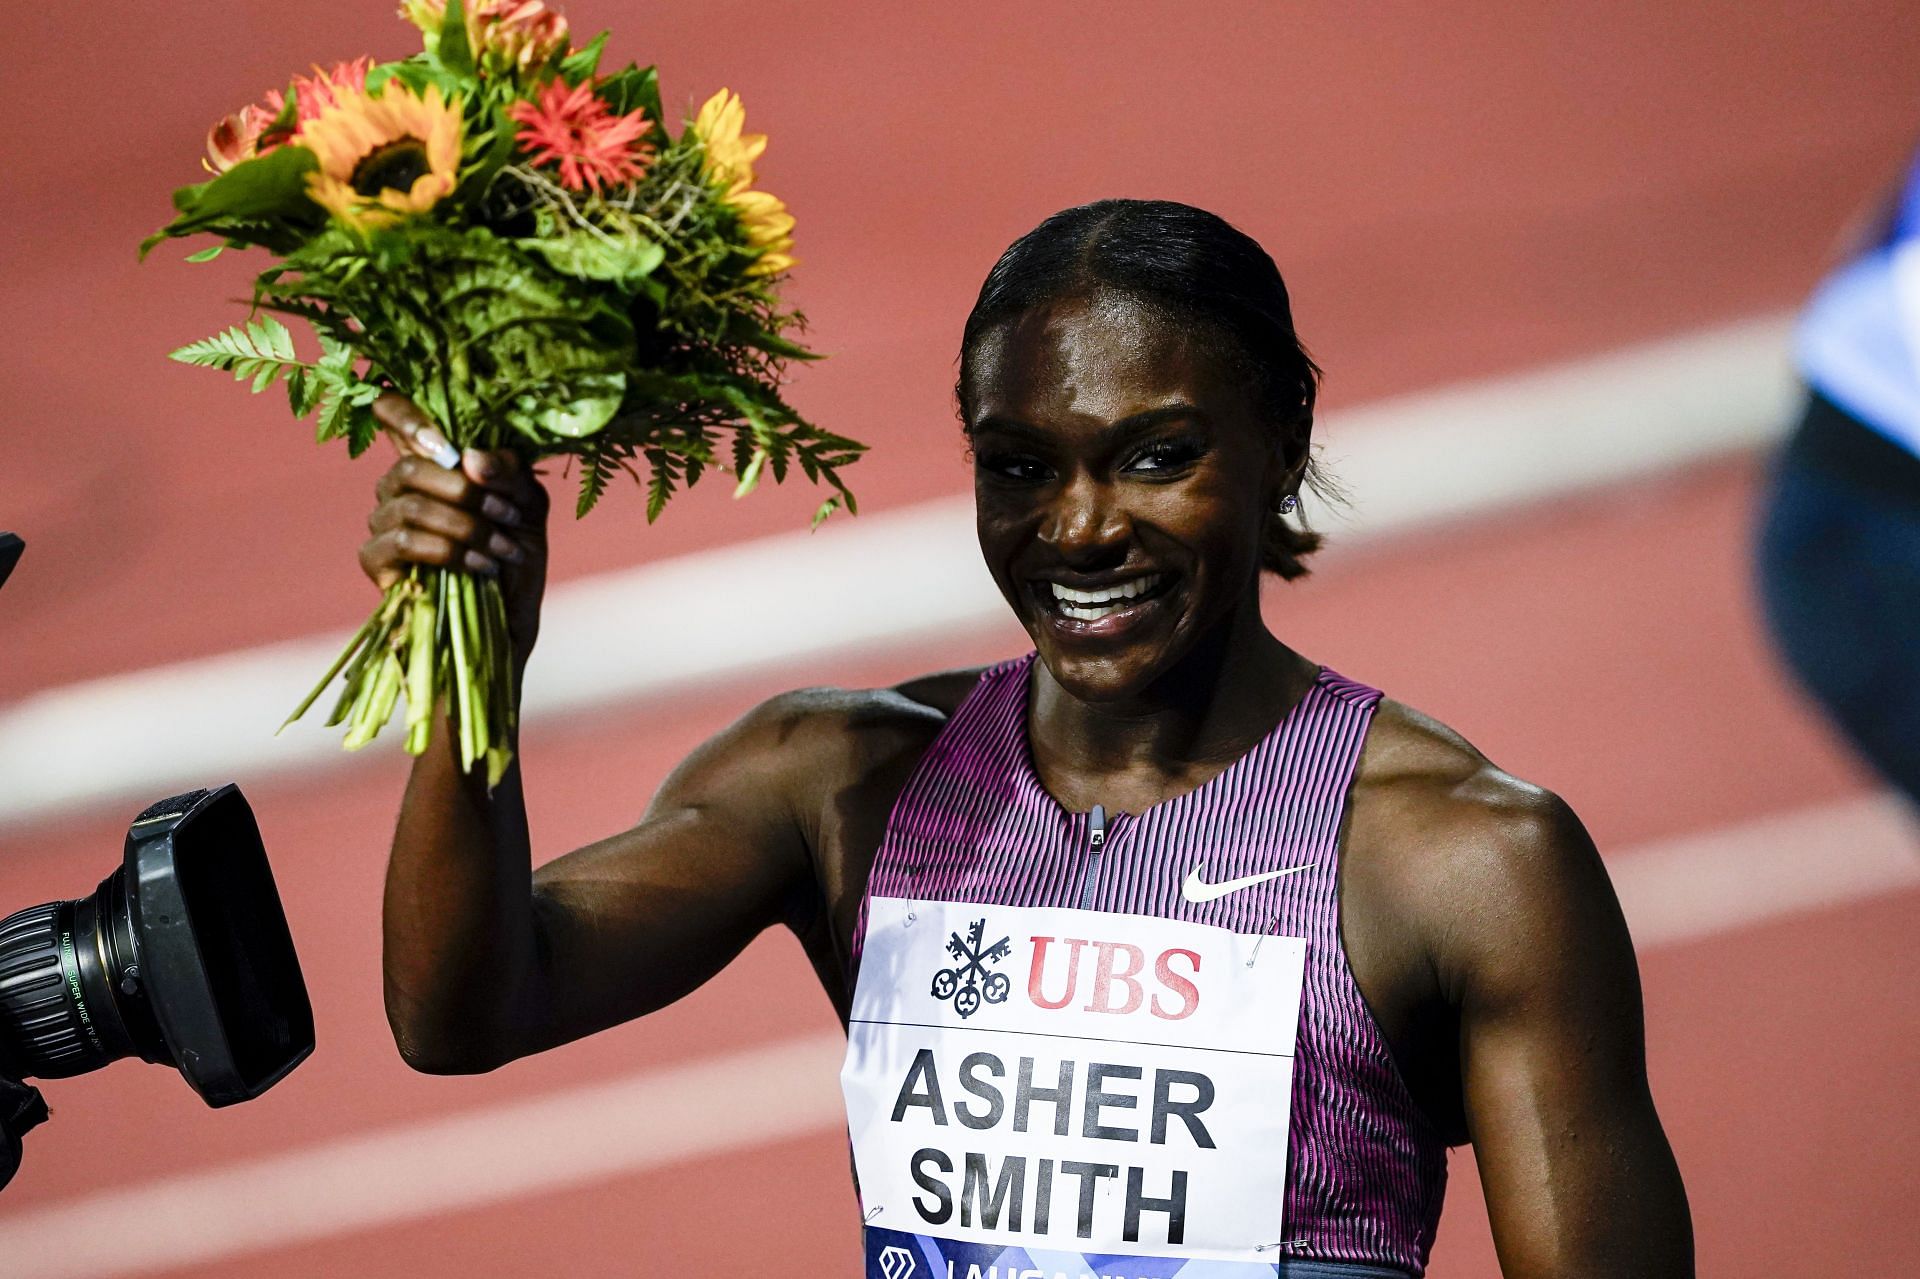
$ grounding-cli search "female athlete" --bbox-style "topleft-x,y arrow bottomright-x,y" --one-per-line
364,199 -> 1693,1278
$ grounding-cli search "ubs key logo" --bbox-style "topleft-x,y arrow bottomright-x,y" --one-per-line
878,1245 -> 916,1279
930,918 -> 1010,1018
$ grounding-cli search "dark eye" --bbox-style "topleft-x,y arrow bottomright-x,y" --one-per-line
974,451 -> 1051,484
1125,439 -> 1203,475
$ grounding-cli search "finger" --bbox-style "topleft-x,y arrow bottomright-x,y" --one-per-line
460,448 -> 546,507
373,494 -> 526,564
364,527 -> 499,577
460,453 -> 548,529
373,393 -> 460,470
385,455 -> 486,509
460,448 -> 503,488
493,452 -> 551,515
476,489 -> 527,531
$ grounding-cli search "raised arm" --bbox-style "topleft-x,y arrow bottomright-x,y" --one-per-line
1441,783 -> 1693,1278
366,396 -> 814,1073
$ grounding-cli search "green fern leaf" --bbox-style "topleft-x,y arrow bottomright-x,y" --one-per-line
645,447 -> 678,522
575,448 -> 617,518
170,318 -> 311,396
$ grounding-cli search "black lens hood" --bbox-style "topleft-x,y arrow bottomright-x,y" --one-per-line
0,532 -> 23,595
125,784 -> 313,1107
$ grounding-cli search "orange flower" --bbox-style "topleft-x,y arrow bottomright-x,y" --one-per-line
401,0 -> 568,74
480,1 -> 569,73
508,79 -> 654,194
204,99 -> 285,174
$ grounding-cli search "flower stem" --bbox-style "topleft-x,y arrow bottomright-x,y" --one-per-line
446,567 -> 476,772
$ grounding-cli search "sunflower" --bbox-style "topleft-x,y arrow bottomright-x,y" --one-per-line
692,88 -> 796,277
302,83 -> 462,230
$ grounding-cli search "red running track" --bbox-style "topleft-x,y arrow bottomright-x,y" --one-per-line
4,459 -> 1917,1275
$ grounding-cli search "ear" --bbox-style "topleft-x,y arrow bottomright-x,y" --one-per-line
1267,410 -> 1313,502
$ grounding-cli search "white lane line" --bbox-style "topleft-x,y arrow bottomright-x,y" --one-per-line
1614,792 -> 1920,948
0,789 -> 1909,1278
0,1035 -> 853,1279
0,313 -> 1796,828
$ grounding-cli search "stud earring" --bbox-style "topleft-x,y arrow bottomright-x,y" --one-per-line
1276,493 -> 1299,515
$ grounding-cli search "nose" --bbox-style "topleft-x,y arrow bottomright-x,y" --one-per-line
1038,471 -> 1129,566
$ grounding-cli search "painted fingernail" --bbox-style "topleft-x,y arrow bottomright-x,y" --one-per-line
480,494 -> 519,526
465,449 -> 498,480
487,532 -> 524,562
461,549 -> 498,575
418,431 -> 459,469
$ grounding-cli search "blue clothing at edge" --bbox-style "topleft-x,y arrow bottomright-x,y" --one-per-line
1796,151 -> 1920,458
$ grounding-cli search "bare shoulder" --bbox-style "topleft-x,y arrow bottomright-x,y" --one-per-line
1355,698 -> 1585,862
1349,697 -> 1617,994
712,667 -> 987,795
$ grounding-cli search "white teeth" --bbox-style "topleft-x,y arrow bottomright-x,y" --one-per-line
1048,574 -> 1163,618
1049,574 -> 1161,604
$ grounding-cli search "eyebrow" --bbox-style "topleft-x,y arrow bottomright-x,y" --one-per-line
967,404 -> 1206,441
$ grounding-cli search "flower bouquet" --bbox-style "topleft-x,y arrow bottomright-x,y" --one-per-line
146,0 -> 863,786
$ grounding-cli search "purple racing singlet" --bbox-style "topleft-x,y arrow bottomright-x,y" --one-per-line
841,654 -> 1446,1279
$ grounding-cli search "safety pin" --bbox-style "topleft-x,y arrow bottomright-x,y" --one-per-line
1248,911 -> 1283,967
1254,1238 -> 1311,1252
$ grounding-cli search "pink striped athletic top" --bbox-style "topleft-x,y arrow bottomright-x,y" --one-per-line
852,654 -> 1448,1276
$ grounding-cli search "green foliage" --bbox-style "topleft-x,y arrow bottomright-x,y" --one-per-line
436,0 -> 475,78
170,317 -> 306,393
255,224 -> 636,451
597,65 -> 668,146
153,13 -> 863,533
574,449 -> 617,518
458,99 -> 521,203
158,2 -> 866,784
558,32 -> 609,84
521,210 -> 665,289
142,146 -> 323,258
311,336 -> 385,456
170,317 -> 385,452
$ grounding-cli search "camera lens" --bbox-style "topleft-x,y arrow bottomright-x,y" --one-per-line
0,868 -> 171,1080
0,785 -> 310,1102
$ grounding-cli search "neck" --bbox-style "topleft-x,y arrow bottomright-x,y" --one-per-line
1027,589 -> 1317,812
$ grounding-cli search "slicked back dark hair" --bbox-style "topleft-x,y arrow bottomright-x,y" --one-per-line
958,199 -> 1328,579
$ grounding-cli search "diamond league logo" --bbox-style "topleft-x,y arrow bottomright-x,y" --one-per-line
930,917 -> 1011,1019
878,1244 -> 916,1279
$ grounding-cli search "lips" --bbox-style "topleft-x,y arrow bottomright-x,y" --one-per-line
1029,571 -> 1176,638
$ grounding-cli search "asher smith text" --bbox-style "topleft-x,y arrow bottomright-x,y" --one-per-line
892,1049 -> 1217,1244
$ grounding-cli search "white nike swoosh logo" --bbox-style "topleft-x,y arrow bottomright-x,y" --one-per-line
1180,861 -> 1317,904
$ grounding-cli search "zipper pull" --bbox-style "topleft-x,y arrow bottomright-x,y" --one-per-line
1078,804 -> 1110,912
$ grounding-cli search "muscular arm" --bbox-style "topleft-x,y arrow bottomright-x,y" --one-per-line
383,690 -> 818,1072
1438,783 -> 1693,1277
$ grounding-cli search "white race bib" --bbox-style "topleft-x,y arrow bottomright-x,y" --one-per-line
843,897 -> 1307,1278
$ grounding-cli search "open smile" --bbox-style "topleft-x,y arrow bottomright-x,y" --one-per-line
1029,572 -> 1177,638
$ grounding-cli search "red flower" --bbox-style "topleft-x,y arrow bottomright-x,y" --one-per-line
507,79 -> 654,194
290,57 -> 372,125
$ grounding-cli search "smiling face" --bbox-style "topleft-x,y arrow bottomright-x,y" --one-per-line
965,289 -> 1298,703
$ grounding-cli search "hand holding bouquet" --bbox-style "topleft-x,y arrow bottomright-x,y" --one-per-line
147,0 -> 863,787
